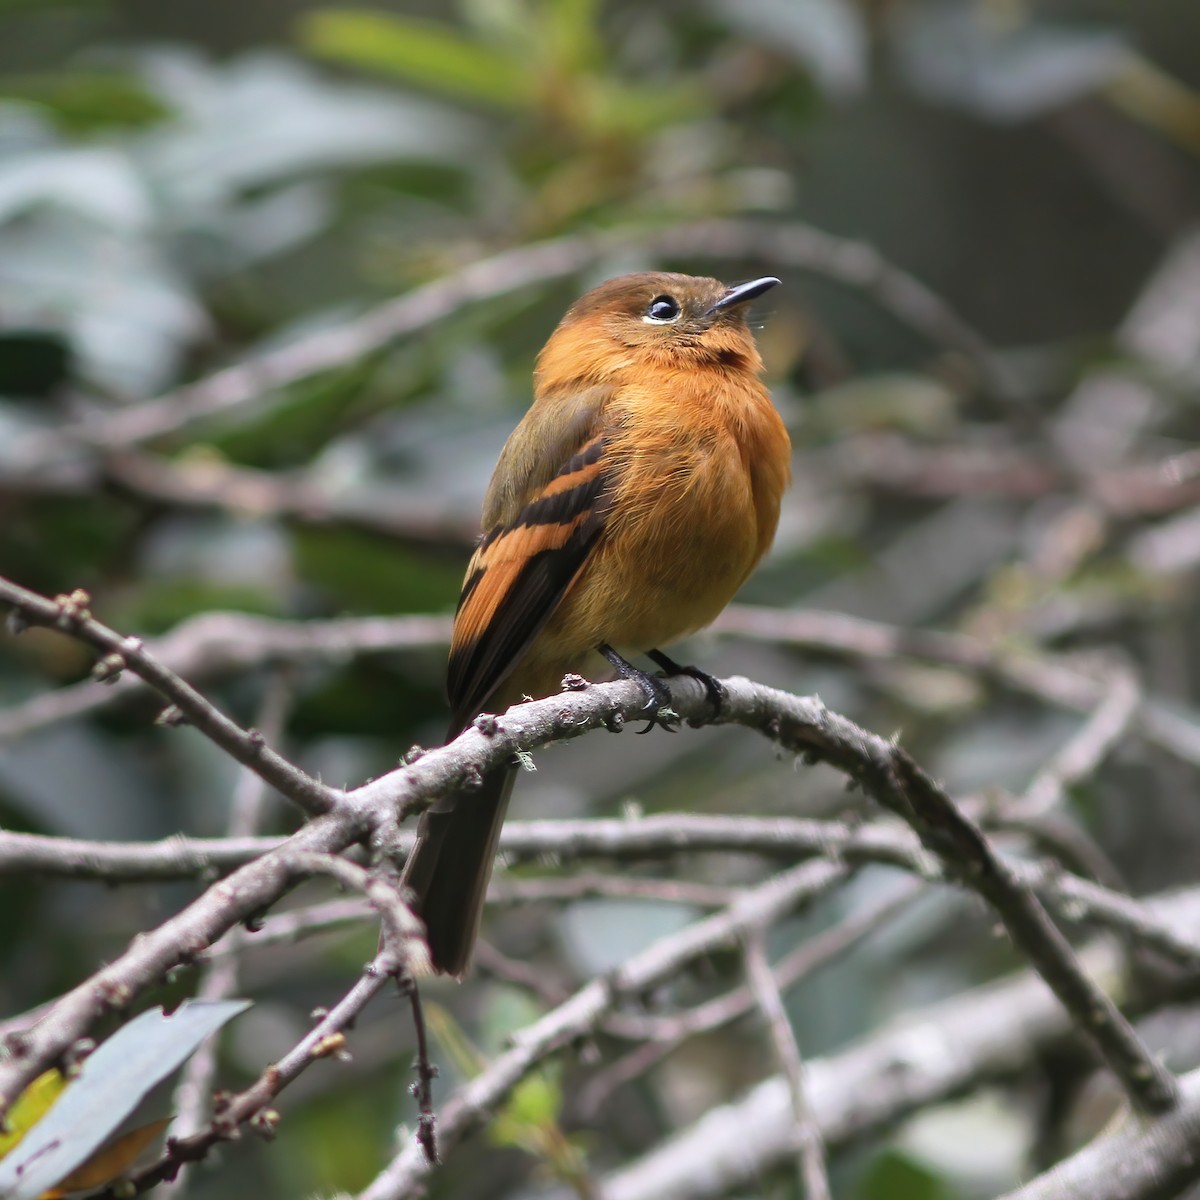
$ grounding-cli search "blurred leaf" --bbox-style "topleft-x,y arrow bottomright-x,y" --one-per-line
539,0 -> 603,75
488,1070 -> 562,1149
897,7 -> 1128,121
808,372 -> 958,436
0,1000 -> 250,1200
1106,53 -> 1200,155
117,579 -> 283,635
478,984 -> 545,1056
0,329 -> 71,396
135,50 -> 480,211
279,1091 -> 390,1194
897,1091 -> 1031,1192
425,1001 -> 486,1082
300,9 -> 535,111
427,993 -> 585,1182
859,1148 -> 952,1200
0,144 -> 151,228
292,659 -> 445,738
460,0 -> 537,50
292,527 -> 461,614
0,72 -> 169,133
710,0 -> 867,99
582,76 -> 703,138
0,495 -> 137,592
0,211 -> 206,397
0,0 -> 102,10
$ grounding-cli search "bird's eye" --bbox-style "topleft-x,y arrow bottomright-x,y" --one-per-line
643,295 -> 681,324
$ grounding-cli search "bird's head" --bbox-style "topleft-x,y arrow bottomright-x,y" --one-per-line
537,271 -> 779,385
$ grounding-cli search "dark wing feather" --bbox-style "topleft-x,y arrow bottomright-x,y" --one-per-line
446,431 -> 610,731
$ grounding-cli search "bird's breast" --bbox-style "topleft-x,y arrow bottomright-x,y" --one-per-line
540,372 -> 788,657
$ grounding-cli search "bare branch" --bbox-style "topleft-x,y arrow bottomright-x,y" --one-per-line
0,819 -> 369,1122
997,1067 -> 1200,1200
10,598 -> 1200,787
355,859 -> 846,1200
0,831 -> 284,880
8,218 -> 996,466
167,675 -> 293,1197
592,922 -> 1190,1200
0,604 -> 450,743
716,605 -> 1200,769
128,946 -> 406,1193
583,879 -> 925,1115
877,747 -> 1178,1112
5,813 -> 1198,971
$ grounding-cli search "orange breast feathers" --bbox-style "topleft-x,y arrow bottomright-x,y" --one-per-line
445,271 -> 791,727
557,371 -> 788,653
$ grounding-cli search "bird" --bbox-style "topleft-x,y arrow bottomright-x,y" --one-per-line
402,270 -> 791,976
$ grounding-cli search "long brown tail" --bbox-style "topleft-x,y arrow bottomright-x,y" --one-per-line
401,764 -> 517,977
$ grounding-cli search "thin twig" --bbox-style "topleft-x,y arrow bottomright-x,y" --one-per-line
0,609 -> 450,743
592,917 -> 1200,1200
1013,664 -> 1142,817
716,605 -> 1200,769
0,831 -> 286,879
489,873 -> 737,908
166,674 -> 293,1195
401,979 -> 438,1166
581,879 -> 924,1117
5,814 -> 1198,970
599,877 -> 926,1050
354,860 -> 846,1200
10,600 -> 1200,778
743,933 -> 830,1200
206,898 -> 374,959
10,218 -> 996,462
123,947 -> 406,1194
0,826 -> 376,1122
0,577 -> 339,817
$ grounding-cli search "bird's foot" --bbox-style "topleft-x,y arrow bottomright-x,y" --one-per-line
598,644 -> 680,734
647,650 -> 726,721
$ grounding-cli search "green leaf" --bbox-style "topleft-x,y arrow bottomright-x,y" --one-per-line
859,1148 -> 952,1200
501,1069 -> 562,1129
0,1071 -> 65,1160
292,527 -> 462,614
300,10 -> 535,111
0,72 -> 169,133
0,999 -> 251,1200
540,0 -> 603,73
489,1071 -> 564,1151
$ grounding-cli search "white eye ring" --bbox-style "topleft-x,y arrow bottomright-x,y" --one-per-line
643,295 -> 681,324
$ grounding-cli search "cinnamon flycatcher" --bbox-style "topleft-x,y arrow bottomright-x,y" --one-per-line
402,271 -> 791,975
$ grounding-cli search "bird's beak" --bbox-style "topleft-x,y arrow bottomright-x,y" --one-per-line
707,276 -> 780,316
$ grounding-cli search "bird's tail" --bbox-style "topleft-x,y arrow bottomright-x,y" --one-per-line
401,763 -> 517,977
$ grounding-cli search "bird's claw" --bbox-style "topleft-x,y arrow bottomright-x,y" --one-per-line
647,651 -> 726,721
635,701 -> 681,735
633,670 -> 677,734
598,643 -> 680,734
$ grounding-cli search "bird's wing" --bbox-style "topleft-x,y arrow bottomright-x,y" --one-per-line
446,389 -> 615,731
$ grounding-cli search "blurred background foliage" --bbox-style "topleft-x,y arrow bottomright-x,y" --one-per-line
1,0 -> 1199,1197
